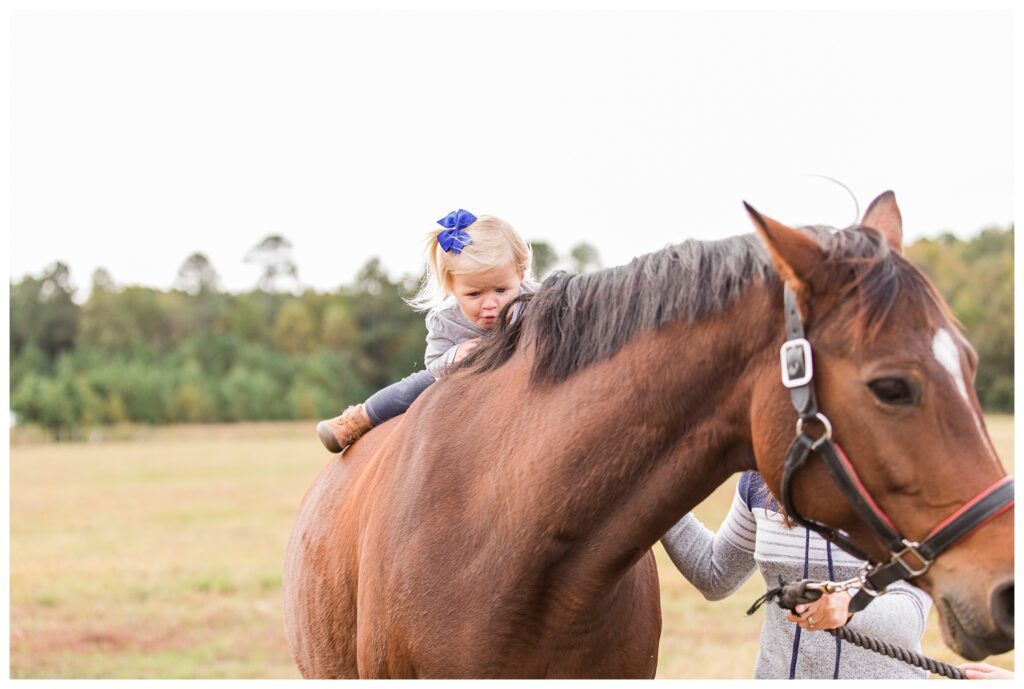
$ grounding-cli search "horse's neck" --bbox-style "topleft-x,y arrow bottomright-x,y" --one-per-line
518,285 -> 779,584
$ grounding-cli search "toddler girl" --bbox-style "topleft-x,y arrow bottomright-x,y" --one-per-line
317,209 -> 538,453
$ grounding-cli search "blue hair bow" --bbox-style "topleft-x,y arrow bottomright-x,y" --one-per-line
436,209 -> 476,255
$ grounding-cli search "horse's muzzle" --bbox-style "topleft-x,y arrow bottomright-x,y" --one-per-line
940,578 -> 1014,660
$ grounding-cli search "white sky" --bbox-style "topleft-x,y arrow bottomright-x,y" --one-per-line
7,5 -> 1016,298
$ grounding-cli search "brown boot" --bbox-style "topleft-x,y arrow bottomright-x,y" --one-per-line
316,404 -> 374,454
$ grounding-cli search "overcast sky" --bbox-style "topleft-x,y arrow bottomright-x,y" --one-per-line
8,7 -> 1014,298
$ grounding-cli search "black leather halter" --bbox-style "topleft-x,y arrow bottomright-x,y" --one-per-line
777,286 -> 1015,612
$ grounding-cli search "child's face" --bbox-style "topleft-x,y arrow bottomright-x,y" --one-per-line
451,264 -> 524,329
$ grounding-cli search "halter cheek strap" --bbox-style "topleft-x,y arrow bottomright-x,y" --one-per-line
777,285 -> 1015,612
855,475 -> 1014,606
782,288 -> 817,418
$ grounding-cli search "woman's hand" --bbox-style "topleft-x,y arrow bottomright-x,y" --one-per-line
959,662 -> 1014,680
452,338 -> 481,364
785,591 -> 853,631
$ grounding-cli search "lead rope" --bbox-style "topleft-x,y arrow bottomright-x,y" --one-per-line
747,579 -> 966,680
824,626 -> 964,679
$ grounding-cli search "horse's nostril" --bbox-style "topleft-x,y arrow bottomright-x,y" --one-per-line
991,581 -> 1014,639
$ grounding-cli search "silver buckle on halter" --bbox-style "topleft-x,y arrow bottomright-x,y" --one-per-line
780,338 -> 814,388
890,540 -> 933,577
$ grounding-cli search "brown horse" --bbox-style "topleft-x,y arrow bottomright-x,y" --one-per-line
283,192 -> 1013,678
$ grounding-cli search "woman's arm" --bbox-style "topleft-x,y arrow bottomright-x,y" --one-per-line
843,580 -> 932,648
660,489 -> 759,601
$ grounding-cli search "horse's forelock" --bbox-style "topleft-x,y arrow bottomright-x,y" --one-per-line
814,225 -> 953,346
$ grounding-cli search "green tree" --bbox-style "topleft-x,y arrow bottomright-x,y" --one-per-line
175,252 -> 220,295
224,291 -> 275,345
10,345 -> 48,394
570,242 -> 601,274
222,365 -> 287,421
10,261 -> 79,363
274,300 -> 317,354
79,283 -> 175,355
11,360 -> 96,440
349,258 -> 426,389
530,240 -> 559,280
245,234 -> 299,293
171,360 -> 218,423
21,375 -> 76,439
321,301 -> 359,349
287,349 -> 369,419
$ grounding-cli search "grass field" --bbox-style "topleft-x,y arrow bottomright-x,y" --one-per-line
9,417 -> 1015,678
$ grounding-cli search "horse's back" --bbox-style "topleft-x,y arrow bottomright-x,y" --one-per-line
282,417 -> 401,678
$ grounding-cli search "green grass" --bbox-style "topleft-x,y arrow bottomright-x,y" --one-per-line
9,416 -> 1015,678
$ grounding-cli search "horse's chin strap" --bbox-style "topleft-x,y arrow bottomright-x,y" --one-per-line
776,285 -> 1015,613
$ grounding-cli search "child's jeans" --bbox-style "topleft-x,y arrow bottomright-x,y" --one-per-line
363,370 -> 436,426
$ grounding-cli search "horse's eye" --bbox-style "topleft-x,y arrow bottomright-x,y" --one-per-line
868,378 -> 918,406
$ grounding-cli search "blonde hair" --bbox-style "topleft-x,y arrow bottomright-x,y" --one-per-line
407,214 -> 533,312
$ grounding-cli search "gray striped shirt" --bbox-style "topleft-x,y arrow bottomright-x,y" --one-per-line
661,471 -> 932,679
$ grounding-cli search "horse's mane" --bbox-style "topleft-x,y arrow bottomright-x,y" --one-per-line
464,226 -> 947,384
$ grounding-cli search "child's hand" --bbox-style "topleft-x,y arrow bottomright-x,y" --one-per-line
453,338 -> 481,364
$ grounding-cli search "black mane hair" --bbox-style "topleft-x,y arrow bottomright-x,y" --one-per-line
463,226 -> 939,384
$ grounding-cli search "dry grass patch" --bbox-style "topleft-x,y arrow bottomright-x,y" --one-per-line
9,416 -> 1015,678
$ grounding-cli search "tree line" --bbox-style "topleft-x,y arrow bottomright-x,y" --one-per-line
9,227 -> 1012,439
905,226 -> 1013,412
9,236 -> 598,439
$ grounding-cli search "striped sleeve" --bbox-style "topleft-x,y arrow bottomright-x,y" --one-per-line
660,485 -> 759,601
718,487 -> 758,553
846,580 -> 932,649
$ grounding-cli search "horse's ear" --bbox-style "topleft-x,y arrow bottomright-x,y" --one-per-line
744,202 -> 827,293
861,190 -> 903,254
